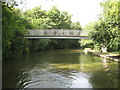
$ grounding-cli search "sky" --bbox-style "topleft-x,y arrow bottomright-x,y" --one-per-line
17,0 -> 103,28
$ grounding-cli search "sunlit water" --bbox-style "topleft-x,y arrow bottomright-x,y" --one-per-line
3,49 -> 118,88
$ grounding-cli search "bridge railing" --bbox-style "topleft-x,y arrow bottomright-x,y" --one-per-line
27,29 -> 89,36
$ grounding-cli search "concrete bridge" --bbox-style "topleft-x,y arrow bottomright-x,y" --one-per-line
25,29 -> 91,39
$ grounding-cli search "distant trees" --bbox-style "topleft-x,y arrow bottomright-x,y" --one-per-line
79,22 -> 95,49
71,22 -> 82,29
24,6 -> 82,51
24,6 -> 82,29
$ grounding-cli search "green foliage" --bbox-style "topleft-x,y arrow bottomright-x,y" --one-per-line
71,22 -> 82,29
79,22 -> 96,49
24,6 -> 47,29
2,2 -> 29,60
83,22 -> 96,30
90,1 -> 120,51
2,1 -> 82,60
24,6 -> 82,51
80,1 -> 120,52
24,6 -> 76,29
30,39 -> 51,52
79,39 -> 94,48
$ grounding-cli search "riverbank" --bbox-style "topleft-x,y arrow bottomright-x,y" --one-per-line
84,48 -> 120,63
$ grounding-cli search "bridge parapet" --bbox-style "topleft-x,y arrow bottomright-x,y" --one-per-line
27,29 -> 89,36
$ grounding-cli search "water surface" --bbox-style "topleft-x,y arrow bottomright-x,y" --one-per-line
3,49 -> 118,88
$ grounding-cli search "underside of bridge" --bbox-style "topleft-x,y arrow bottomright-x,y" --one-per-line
25,36 -> 90,39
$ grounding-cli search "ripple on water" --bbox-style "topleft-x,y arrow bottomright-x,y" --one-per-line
23,68 -> 72,88
18,65 -> 93,88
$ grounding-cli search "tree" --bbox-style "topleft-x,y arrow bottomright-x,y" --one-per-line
71,22 -> 82,29
90,0 -> 120,51
79,22 -> 96,48
83,22 -> 96,31
2,1 -> 29,60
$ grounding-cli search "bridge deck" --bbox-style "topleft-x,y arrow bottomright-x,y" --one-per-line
25,29 -> 90,39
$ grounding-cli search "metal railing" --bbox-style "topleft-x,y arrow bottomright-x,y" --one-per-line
27,29 -> 89,36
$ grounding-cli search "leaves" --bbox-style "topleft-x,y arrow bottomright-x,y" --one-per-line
90,1 -> 120,51
2,2 -> 29,59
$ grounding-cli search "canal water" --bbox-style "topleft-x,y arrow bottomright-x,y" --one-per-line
3,49 -> 118,88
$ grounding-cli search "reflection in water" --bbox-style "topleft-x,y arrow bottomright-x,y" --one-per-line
3,49 -> 118,88
102,59 -> 110,74
70,72 -> 92,88
89,58 -> 118,88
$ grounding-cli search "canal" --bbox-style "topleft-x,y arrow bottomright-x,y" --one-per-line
3,49 -> 118,88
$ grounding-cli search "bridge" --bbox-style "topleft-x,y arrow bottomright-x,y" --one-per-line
25,29 -> 91,39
